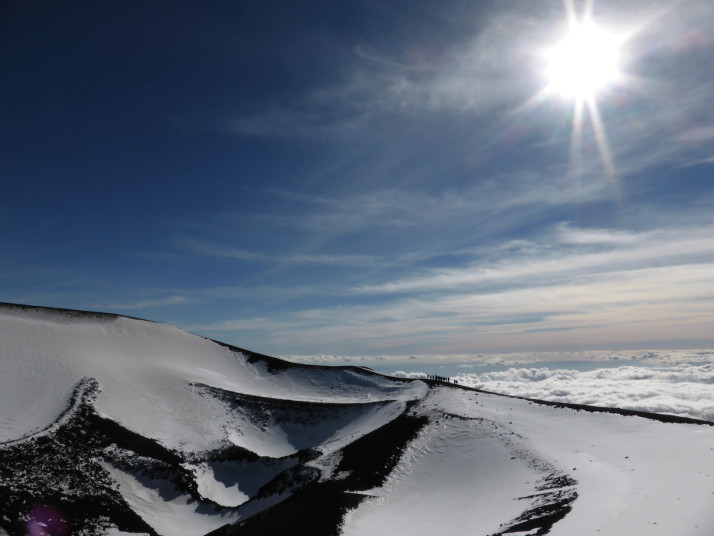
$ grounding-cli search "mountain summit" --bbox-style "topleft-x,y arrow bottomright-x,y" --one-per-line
1,303 -> 712,535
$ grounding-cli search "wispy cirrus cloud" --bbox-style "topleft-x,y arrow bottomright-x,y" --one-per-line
676,156 -> 714,169
184,279 -> 710,355
554,223 -> 640,245
93,295 -> 189,310
240,178 -> 612,268
182,229 -> 714,355
184,317 -> 289,333
167,177 -> 611,283
351,224 -> 714,295
180,238 -> 376,266
224,3 -> 551,142
222,0 -> 714,180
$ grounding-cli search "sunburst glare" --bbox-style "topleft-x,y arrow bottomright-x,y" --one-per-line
539,1 -> 632,193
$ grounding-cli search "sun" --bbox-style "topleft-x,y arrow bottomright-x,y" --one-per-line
545,20 -> 622,101
515,5 -> 637,190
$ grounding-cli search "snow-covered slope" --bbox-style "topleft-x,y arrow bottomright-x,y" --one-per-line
1,303 -> 713,536
0,303 -> 423,450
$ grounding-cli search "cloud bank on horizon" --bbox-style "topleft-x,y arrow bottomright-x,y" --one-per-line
387,351 -> 714,422
455,363 -> 714,422
2,0 -> 714,356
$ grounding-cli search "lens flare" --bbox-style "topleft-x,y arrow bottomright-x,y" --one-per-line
25,504 -> 69,536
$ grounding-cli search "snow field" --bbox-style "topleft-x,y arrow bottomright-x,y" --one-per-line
0,306 -> 424,451
341,417 -> 545,536
425,387 -> 714,536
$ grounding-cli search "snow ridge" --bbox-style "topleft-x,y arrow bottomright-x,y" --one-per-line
2,303 -> 714,536
0,377 -> 99,448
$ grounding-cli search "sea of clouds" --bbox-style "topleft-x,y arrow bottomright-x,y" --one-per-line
289,350 -> 714,422
458,364 -> 714,422
395,363 -> 714,422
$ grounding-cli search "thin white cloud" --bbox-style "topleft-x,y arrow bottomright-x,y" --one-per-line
97,295 -> 189,310
225,106 -> 371,142
181,240 -> 263,261
181,238 -> 375,266
676,156 -> 714,169
554,222 -> 640,245
185,317 -> 288,333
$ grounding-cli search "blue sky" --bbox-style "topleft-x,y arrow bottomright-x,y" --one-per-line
2,0 -> 714,357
